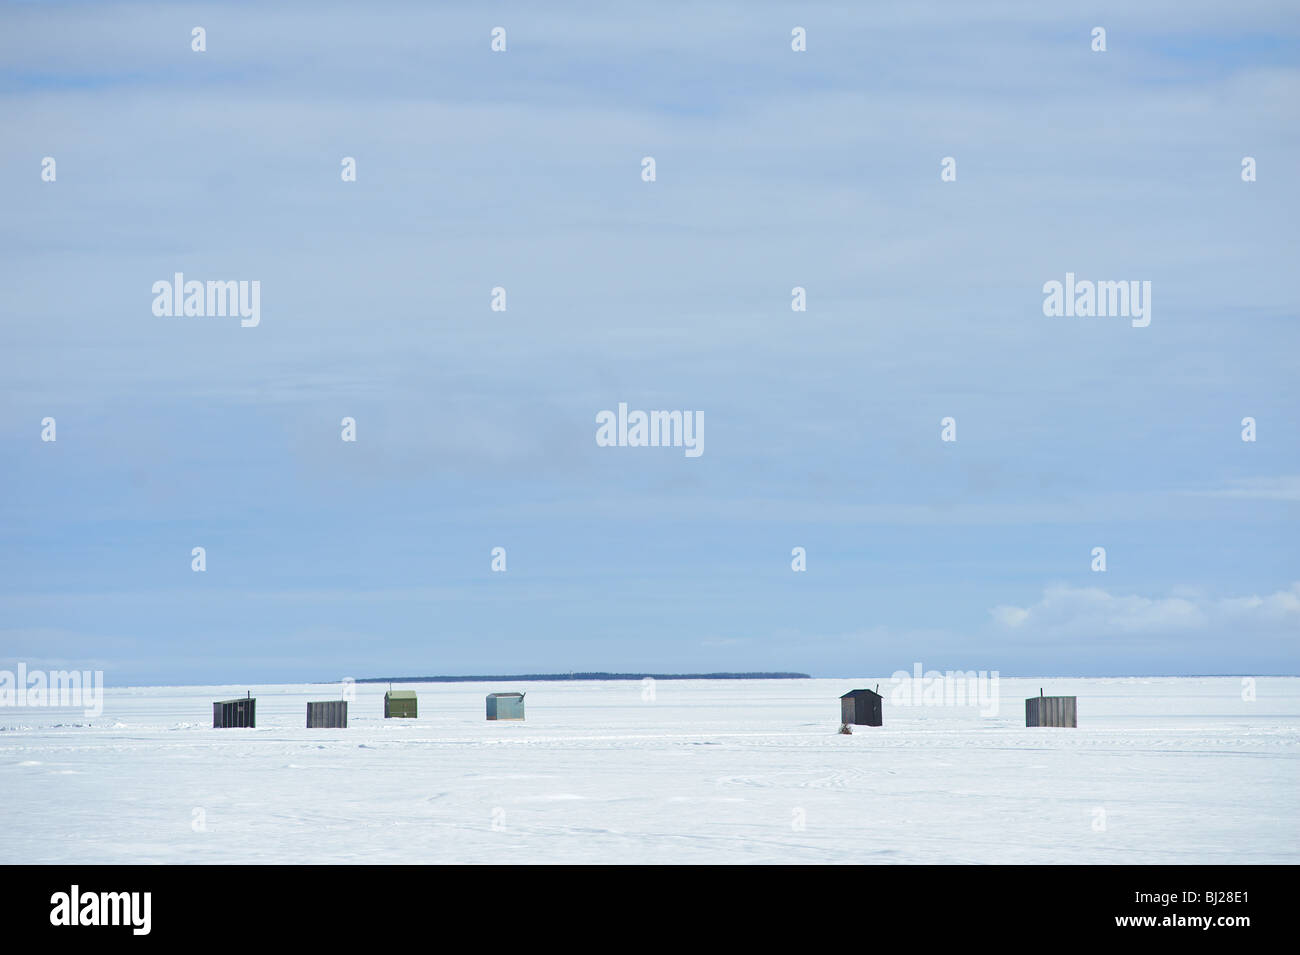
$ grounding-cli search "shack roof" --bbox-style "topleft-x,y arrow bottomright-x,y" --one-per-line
840,688 -> 881,700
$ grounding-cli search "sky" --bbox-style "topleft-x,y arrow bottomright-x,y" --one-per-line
1,1 -> 1297,684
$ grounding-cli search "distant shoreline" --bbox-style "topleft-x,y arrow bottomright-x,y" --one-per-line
356,672 -> 812,683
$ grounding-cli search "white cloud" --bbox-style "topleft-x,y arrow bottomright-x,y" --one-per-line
1187,476 -> 1300,501
990,583 -> 1300,639
990,605 -> 1030,628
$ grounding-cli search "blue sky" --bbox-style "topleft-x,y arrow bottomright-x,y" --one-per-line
1,1 -> 1297,684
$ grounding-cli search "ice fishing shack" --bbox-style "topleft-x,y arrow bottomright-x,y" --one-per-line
306,700 -> 348,728
384,689 -> 417,719
486,692 -> 525,721
213,692 -> 256,728
1025,689 -> 1077,727
840,687 -> 883,727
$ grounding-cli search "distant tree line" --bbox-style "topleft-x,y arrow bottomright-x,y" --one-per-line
356,672 -> 811,683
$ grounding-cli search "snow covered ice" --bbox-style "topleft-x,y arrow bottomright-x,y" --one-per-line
2,677 -> 1296,864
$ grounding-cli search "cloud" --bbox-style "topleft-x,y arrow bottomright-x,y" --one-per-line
1187,476 -> 1300,501
990,605 -> 1031,628
991,583 -> 1300,639
1218,586 -> 1300,620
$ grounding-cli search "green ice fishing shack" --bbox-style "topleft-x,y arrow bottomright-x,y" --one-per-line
384,689 -> 417,719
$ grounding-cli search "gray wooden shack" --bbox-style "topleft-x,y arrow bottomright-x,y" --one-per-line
840,688 -> 883,726
213,694 -> 255,728
306,700 -> 348,728
486,692 -> 525,721
1025,690 -> 1077,727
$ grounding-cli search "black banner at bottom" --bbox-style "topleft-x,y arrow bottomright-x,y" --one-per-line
3,865 -> 1274,941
